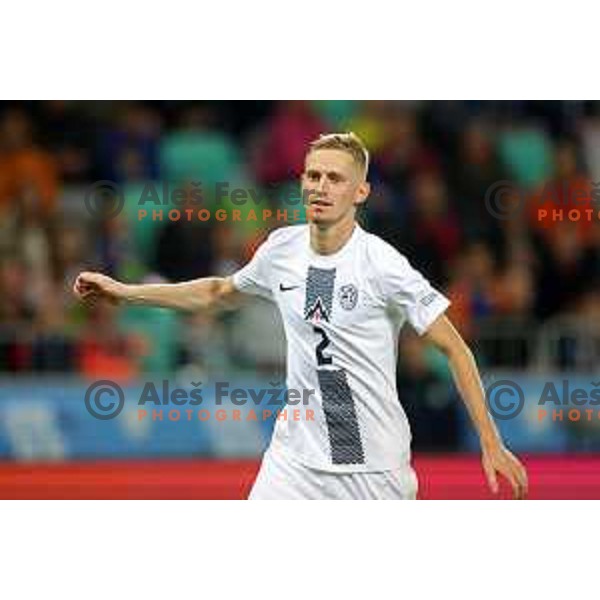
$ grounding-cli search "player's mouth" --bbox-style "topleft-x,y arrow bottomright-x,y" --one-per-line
310,199 -> 332,207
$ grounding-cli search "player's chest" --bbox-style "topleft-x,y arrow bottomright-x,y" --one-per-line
273,259 -> 378,329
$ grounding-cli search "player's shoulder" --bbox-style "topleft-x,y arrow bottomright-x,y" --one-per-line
264,223 -> 308,248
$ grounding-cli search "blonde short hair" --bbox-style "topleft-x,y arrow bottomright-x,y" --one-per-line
308,132 -> 369,177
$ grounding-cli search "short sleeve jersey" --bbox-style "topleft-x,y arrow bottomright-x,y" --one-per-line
232,224 -> 450,472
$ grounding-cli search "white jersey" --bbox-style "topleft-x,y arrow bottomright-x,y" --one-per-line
232,223 -> 450,472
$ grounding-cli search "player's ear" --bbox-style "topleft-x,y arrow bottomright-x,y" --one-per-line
354,181 -> 370,206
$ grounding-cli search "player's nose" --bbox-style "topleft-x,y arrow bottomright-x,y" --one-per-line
315,177 -> 329,194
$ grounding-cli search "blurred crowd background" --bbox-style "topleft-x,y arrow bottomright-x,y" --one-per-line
1,100 -> 599,456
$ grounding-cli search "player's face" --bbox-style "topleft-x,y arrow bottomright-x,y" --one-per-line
301,149 -> 369,226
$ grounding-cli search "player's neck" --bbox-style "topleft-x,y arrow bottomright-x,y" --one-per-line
309,217 -> 357,256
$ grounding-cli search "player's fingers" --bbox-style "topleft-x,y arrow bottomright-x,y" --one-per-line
74,274 -> 93,293
514,462 -> 529,498
504,455 -> 528,499
73,276 -> 83,295
75,273 -> 88,288
521,466 -> 529,496
74,281 -> 92,299
483,459 -> 499,495
77,272 -> 105,290
504,462 -> 525,500
76,272 -> 104,291
78,271 -> 97,282
75,281 -> 89,295
510,473 -> 523,500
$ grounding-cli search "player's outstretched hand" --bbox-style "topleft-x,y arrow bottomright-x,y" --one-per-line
73,272 -> 128,305
482,444 -> 528,499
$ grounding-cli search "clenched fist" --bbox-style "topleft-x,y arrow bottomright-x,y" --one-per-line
73,272 -> 129,305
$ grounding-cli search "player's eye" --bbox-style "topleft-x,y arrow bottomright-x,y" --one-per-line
307,171 -> 320,182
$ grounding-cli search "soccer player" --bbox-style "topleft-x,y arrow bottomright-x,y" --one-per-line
73,132 -> 528,500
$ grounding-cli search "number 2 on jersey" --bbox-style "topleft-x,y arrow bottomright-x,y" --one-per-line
313,326 -> 332,366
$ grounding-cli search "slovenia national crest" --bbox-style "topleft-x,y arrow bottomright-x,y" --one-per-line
338,284 -> 358,311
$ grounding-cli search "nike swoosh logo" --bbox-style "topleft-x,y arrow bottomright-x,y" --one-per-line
279,283 -> 299,292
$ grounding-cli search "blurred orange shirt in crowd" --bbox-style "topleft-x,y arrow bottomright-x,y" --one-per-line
78,340 -> 140,383
0,148 -> 58,215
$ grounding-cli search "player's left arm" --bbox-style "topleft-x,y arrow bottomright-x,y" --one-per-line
422,314 -> 529,499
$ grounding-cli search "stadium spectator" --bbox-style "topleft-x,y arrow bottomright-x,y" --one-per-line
530,140 -> 593,244
372,103 -> 439,193
533,222 -> 593,319
0,108 -> 59,219
152,185 -> 215,282
396,332 -> 458,451
402,171 -> 461,286
446,242 -> 498,341
449,118 -> 508,243
77,302 -> 146,381
99,102 -> 161,182
33,100 -> 96,182
251,101 -> 325,185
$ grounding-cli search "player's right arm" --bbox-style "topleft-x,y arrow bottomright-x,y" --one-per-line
74,229 -> 278,311
73,272 -> 239,312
